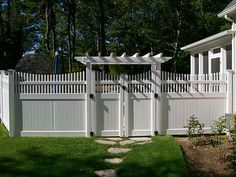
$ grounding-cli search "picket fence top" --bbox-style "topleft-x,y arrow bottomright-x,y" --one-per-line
75,52 -> 172,65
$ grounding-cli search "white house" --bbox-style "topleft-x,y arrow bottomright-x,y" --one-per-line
181,0 -> 236,115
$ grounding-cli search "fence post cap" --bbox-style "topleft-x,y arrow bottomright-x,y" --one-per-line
7,69 -> 15,72
226,70 -> 234,73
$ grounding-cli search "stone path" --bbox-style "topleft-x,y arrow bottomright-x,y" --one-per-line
95,169 -> 117,177
106,138 -> 123,141
136,141 -> 153,145
108,147 -> 132,154
94,137 -> 153,177
129,137 -> 152,141
95,140 -> 117,145
119,139 -> 135,146
105,158 -> 123,164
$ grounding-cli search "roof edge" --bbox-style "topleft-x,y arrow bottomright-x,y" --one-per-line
218,4 -> 236,17
181,30 -> 234,51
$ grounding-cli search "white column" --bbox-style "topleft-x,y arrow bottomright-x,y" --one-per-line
208,50 -> 212,74
226,70 -> 233,114
85,62 -> 92,137
190,54 -> 195,75
232,23 -> 236,71
232,23 -> 236,113
198,53 -> 204,92
199,53 -> 204,74
220,47 -> 226,74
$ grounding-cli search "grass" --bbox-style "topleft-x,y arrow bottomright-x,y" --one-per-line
117,137 -> 189,177
0,123 -> 8,138
0,124 -> 188,177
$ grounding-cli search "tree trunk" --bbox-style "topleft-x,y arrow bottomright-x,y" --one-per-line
67,8 -> 72,73
45,0 -> 50,54
71,0 -> 76,63
51,1 -> 56,56
98,0 -> 106,56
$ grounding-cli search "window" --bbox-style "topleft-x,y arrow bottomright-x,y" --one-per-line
194,54 -> 199,74
203,51 -> 208,74
226,45 -> 232,70
211,58 -> 220,73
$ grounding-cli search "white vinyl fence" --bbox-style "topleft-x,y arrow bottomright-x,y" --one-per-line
161,71 -> 229,135
0,69 -> 232,137
0,71 -> 10,131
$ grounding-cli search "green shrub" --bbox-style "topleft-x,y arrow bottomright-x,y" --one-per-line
185,115 -> 204,139
211,116 -> 227,135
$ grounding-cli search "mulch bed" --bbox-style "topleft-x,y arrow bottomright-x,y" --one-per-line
175,137 -> 236,177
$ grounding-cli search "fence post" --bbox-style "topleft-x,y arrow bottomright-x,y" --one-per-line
90,70 -> 96,136
119,74 -> 124,137
123,74 -> 129,137
226,70 -> 234,114
0,71 -> 3,123
8,69 -> 16,137
86,62 -> 92,137
152,63 -> 162,135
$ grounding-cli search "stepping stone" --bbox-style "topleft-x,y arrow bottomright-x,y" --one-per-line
95,140 -> 117,145
129,137 -> 151,142
105,158 -> 123,164
136,141 -> 153,145
106,138 -> 123,141
119,140 -> 135,145
108,147 -> 132,154
95,169 -> 116,177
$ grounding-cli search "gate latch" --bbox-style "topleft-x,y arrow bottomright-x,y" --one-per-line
90,94 -> 94,99
154,93 -> 158,99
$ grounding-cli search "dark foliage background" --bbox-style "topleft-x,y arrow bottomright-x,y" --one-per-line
0,0 -> 231,73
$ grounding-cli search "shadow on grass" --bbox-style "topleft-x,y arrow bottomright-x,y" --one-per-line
0,146 -> 110,177
117,158 -> 188,177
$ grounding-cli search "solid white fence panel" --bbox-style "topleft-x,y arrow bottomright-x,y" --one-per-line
0,71 -> 10,131
161,71 -> 227,135
163,93 -> 227,135
15,71 -> 87,137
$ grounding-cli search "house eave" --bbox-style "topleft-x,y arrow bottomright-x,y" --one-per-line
218,4 -> 236,18
181,30 -> 234,53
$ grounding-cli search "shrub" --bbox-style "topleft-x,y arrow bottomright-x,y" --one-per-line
185,115 -> 204,139
211,116 -> 227,135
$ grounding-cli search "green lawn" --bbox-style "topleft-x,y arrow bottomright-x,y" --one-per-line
0,123 -> 8,138
0,124 -> 189,177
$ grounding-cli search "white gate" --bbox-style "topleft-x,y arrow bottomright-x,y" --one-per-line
77,53 -> 170,137
93,71 -> 153,137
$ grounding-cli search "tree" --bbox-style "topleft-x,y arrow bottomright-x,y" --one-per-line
0,0 -> 232,73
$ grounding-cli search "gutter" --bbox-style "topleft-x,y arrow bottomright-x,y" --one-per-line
218,4 -> 236,18
181,30 -> 235,51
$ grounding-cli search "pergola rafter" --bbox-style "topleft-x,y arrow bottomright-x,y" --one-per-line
74,52 -> 171,136
75,52 -> 172,65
